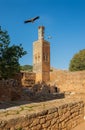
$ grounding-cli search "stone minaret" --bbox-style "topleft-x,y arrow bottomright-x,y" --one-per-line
33,26 -> 50,82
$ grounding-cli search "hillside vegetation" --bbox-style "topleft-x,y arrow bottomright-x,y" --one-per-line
20,65 -> 33,72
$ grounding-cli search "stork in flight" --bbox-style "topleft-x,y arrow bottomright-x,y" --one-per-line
24,16 -> 40,23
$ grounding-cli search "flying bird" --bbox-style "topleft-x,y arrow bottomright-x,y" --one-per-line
24,16 -> 40,23
48,36 -> 52,39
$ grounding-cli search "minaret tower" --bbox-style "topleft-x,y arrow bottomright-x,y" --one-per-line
33,26 -> 50,82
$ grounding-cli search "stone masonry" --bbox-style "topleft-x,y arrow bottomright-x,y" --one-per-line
21,71 -> 36,87
33,26 -> 50,82
0,99 -> 84,130
0,79 -> 22,101
50,69 -> 85,93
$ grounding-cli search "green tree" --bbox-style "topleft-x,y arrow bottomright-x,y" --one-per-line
20,65 -> 33,72
69,49 -> 85,71
0,26 -> 27,79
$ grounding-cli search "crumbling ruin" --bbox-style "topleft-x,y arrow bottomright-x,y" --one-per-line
0,79 -> 22,101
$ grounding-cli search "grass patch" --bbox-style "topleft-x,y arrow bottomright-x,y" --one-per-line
16,111 -> 20,114
16,127 -> 23,130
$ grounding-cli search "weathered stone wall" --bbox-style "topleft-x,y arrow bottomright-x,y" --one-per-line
0,79 -> 22,101
21,69 -> 85,92
0,99 -> 84,130
21,72 -> 36,87
50,69 -> 85,93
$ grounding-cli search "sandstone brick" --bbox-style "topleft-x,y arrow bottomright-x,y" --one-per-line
42,120 -> 51,128
66,122 -> 72,130
51,124 -> 58,130
51,118 -> 57,126
30,118 -> 40,127
40,118 -> 46,124
46,114 -> 54,120
54,112 -> 59,118
31,124 -> 41,130
62,128 -> 67,130
0,120 -> 7,128
58,109 -> 63,116
10,127 -> 15,130
37,110 -> 48,116
48,108 -> 57,114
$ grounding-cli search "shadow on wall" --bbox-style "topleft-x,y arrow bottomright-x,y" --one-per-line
28,81 -> 64,101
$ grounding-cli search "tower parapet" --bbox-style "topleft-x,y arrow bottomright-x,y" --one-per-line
38,26 -> 45,40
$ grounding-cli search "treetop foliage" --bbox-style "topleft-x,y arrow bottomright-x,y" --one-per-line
0,26 -> 27,79
69,49 -> 85,71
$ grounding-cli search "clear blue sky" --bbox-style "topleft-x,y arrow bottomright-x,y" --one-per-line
0,0 -> 85,70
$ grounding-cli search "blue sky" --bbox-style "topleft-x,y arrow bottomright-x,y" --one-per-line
0,0 -> 85,70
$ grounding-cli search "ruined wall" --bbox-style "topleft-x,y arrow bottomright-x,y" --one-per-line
21,72 -> 36,87
0,99 -> 84,130
0,79 -> 22,101
50,69 -> 85,93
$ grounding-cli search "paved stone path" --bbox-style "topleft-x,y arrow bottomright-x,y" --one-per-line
72,120 -> 85,130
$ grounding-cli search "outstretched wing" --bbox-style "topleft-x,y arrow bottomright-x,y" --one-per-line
24,19 -> 32,23
33,16 -> 40,21
24,16 -> 40,23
